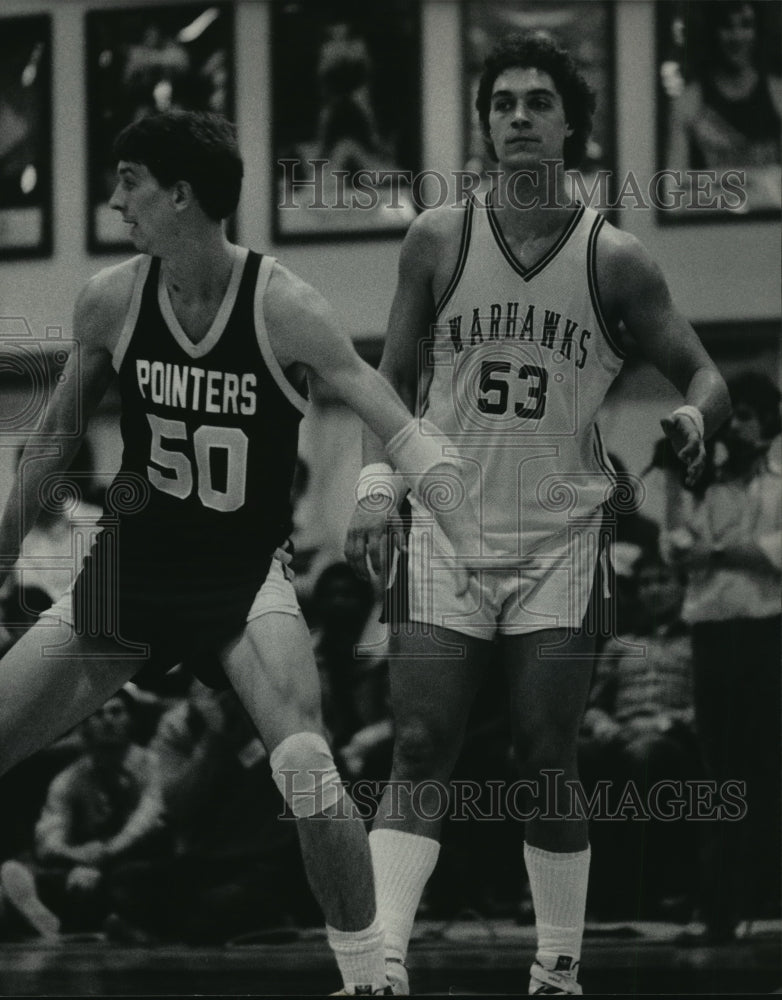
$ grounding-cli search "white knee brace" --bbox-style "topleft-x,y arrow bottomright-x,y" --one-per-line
270,731 -> 346,818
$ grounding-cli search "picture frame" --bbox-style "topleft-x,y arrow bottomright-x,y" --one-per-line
271,0 -> 422,243
462,1 -> 616,213
85,2 -> 234,253
0,14 -> 52,260
656,0 -> 782,223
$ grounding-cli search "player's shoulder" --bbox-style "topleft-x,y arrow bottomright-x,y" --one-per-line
404,203 -> 466,251
398,204 -> 468,280
75,255 -> 148,348
593,216 -> 657,285
264,259 -> 334,339
263,259 -> 340,369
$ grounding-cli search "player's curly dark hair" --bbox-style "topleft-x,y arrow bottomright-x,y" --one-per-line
475,32 -> 596,169
113,110 -> 243,221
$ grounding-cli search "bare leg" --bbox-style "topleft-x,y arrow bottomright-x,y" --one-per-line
0,619 -> 143,776
368,623 -> 493,987
220,611 -> 375,931
500,628 -> 595,851
374,624 -> 493,837
501,628 -> 596,993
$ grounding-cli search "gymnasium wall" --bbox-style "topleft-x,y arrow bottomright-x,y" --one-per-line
0,0 -> 780,568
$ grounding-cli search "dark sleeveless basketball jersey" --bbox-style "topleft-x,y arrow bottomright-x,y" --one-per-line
76,248 -> 307,659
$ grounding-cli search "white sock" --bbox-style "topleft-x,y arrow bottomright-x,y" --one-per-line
369,829 -> 440,964
326,915 -> 387,992
524,843 -> 591,974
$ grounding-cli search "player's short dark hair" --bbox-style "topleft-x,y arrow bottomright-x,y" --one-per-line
727,371 -> 782,440
475,32 -> 596,170
113,110 -> 243,221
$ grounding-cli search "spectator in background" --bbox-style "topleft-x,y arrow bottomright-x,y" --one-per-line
110,680 -> 312,943
605,452 -> 662,640
24,688 -> 166,936
663,371 -> 781,942
579,547 -> 700,919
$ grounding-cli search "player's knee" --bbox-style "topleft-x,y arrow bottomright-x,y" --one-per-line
393,719 -> 460,781
269,731 -> 347,818
513,730 -> 578,780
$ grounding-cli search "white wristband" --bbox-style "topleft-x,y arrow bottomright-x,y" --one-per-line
385,418 -> 445,494
672,405 -> 704,439
355,462 -> 398,511
385,418 -> 465,514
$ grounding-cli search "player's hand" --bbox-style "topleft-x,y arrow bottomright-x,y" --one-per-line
344,502 -> 402,590
660,412 -> 705,488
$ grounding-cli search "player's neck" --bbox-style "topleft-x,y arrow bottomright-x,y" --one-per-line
491,169 -> 577,240
160,228 -> 236,303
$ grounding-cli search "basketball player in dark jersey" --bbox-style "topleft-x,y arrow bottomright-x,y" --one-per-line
345,35 -> 731,996
0,111 -> 478,996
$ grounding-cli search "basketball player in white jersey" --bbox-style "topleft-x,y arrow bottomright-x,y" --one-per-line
0,111 -> 479,996
345,34 -> 731,996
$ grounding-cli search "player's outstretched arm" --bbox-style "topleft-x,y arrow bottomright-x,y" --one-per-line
265,259 -> 475,594
598,229 -> 731,486
0,272 -> 120,588
342,214 -> 448,583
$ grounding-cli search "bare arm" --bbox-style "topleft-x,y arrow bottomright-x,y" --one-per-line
0,270 -> 125,586
600,229 -> 731,484
339,215 -> 451,580
266,250 -> 474,592
265,260 -> 428,445
362,214 -> 441,462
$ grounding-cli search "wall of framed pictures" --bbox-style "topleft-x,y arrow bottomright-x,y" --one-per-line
0,0 -> 779,340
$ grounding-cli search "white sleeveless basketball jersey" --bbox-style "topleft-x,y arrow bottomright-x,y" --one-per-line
411,192 -> 625,556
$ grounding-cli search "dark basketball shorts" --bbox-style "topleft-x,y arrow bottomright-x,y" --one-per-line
40,529 -> 300,689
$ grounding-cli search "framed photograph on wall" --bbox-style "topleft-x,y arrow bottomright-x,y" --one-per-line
462,1 -> 616,211
86,3 -> 234,253
272,0 -> 421,243
0,15 -> 52,260
656,0 -> 782,223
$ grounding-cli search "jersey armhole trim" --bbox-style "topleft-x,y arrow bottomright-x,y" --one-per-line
593,423 -> 618,488
112,256 -> 152,372
587,216 -> 626,362
254,255 -> 309,416
434,196 -> 475,318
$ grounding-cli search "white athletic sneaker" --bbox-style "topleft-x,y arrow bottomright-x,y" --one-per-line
330,987 -> 393,996
528,957 -> 582,995
385,957 -> 410,996
0,861 -> 60,939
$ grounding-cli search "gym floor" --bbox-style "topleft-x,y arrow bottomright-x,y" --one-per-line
0,917 -> 779,996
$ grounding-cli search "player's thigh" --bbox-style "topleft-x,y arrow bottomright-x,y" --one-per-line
0,619 -> 142,772
500,628 -> 596,750
219,610 -> 324,754
388,623 -> 494,758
